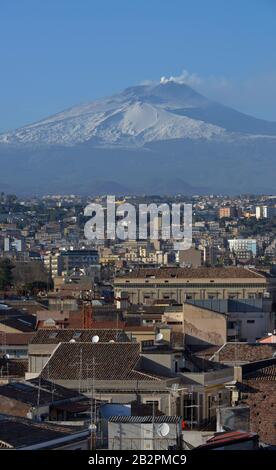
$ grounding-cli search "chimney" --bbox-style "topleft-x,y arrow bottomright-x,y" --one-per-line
234,365 -> 242,382
82,302 -> 93,329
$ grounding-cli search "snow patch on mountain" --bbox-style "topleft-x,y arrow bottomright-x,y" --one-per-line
0,99 -> 226,146
1,80 -> 276,147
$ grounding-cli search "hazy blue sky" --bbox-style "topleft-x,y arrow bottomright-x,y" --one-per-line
0,0 -> 276,131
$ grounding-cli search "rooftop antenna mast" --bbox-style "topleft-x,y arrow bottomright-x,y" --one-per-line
78,347 -> 83,393
37,374 -> 42,410
86,356 -> 97,449
152,392 -> 155,451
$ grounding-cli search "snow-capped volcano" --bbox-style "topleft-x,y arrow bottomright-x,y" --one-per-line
0,81 -> 228,146
1,79 -> 276,195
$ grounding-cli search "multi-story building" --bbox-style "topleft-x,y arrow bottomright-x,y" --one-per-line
43,251 -> 62,277
4,236 -> 26,253
114,267 -> 271,306
60,249 -> 99,273
228,239 -> 257,258
219,207 -> 236,219
255,205 -> 276,220
202,245 -> 219,266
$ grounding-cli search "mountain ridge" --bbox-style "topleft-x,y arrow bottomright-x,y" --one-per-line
0,80 -> 276,195
1,80 -> 276,147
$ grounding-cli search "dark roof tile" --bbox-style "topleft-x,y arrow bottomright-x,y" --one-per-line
41,342 -> 160,382
30,328 -> 130,344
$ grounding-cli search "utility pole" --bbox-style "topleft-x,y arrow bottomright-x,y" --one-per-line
152,392 -> 155,451
90,356 -> 97,450
78,347 -> 83,393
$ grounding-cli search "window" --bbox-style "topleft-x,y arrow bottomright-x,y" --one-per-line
73,331 -> 82,339
247,320 -> 255,324
49,332 -> 58,339
145,400 -> 159,412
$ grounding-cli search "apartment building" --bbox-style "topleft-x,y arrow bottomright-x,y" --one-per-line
44,251 -> 62,277
219,207 -> 237,219
228,239 -> 257,257
60,249 -> 99,273
255,205 -> 276,220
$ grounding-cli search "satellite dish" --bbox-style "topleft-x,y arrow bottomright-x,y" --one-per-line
268,333 -> 273,336
92,335 -> 100,343
69,339 -> 76,343
109,340 -> 115,343
155,333 -> 163,342
3,353 -> 10,360
157,423 -> 170,437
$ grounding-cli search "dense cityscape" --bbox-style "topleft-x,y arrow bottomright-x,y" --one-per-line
0,191 -> 275,450
1,0 -> 276,462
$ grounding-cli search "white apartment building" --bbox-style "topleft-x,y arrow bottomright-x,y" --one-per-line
256,205 -> 276,220
228,239 -> 257,257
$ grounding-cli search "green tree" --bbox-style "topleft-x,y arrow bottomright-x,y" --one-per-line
0,258 -> 14,289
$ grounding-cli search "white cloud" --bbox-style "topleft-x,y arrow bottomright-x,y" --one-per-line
159,70 -> 202,86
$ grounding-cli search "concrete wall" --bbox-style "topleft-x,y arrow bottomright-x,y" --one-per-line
183,303 -> 227,346
140,351 -> 184,375
108,421 -> 179,450
163,304 -> 226,347
0,395 -> 29,417
228,311 -> 275,342
29,354 -> 51,374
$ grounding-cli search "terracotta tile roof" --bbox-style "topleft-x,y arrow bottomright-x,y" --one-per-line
4,332 -> 35,346
191,345 -> 221,359
207,430 -> 257,443
244,364 -> 276,382
212,342 -> 276,363
258,334 -> 276,344
242,364 -> 276,445
117,267 -> 265,280
41,342 -> 160,382
30,328 -> 130,344
197,431 -> 258,449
